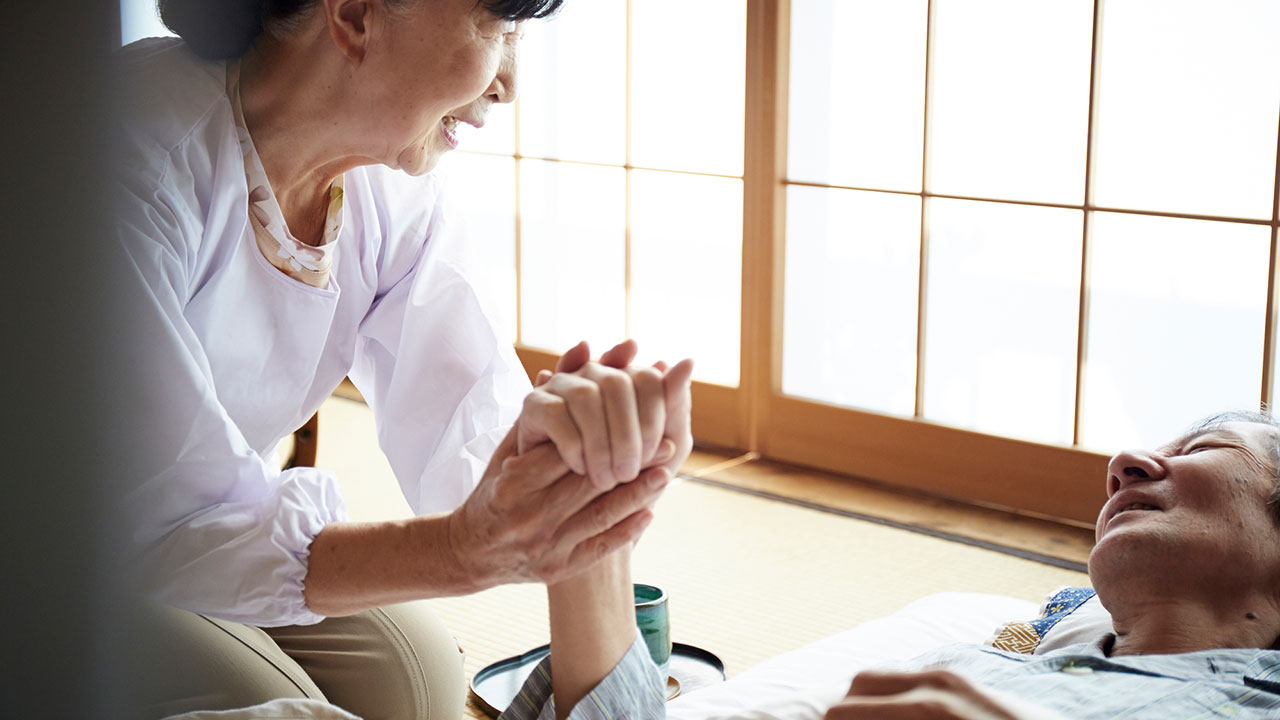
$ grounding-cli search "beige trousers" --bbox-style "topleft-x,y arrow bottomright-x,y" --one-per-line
130,601 -> 467,720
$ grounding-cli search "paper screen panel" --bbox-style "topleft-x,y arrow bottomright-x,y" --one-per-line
519,160 -> 627,353
928,0 -> 1093,204
787,0 -> 927,192
1091,0 -> 1280,219
782,186 -> 921,416
630,0 -> 747,177
1080,213 -> 1269,451
922,199 -> 1082,445
519,0 -> 626,164
630,171 -> 743,386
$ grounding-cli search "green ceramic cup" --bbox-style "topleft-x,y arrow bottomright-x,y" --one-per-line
634,583 -> 672,678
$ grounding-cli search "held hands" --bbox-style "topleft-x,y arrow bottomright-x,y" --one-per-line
520,339 -> 694,488
824,670 -> 1043,720
448,427 -> 673,588
448,340 -> 693,589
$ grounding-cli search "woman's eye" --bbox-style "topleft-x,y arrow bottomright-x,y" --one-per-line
1186,445 -> 1212,454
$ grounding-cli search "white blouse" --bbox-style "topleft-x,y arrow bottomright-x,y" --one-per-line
114,38 -> 530,626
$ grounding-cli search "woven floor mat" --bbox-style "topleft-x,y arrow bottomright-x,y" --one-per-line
316,397 -> 1089,719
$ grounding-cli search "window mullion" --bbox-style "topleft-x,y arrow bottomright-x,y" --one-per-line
1262,103 -> 1280,410
1073,0 -> 1105,447
914,0 -> 938,419
742,0 -> 789,452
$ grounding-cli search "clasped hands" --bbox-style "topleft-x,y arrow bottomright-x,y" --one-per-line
449,340 -> 693,590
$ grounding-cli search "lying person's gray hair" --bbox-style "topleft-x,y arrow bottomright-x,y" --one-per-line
1187,409 -> 1280,523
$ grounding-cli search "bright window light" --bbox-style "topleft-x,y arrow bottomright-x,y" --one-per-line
630,0 -> 747,176
518,160 -> 627,355
788,0 -> 928,192
783,186 -> 921,416
929,0 -> 1093,204
1092,0 -> 1280,219
519,0 -> 626,165
120,0 -> 171,45
1081,213 -> 1269,450
631,171 -> 743,386
922,200 -> 1083,446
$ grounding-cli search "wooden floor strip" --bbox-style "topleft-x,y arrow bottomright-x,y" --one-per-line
683,473 -> 1088,573
683,447 -> 1096,569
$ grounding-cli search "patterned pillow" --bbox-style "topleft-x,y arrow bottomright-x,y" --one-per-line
987,587 -> 1112,654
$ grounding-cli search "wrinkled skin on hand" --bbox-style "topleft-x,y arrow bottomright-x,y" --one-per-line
448,340 -> 693,589
448,427 -> 673,588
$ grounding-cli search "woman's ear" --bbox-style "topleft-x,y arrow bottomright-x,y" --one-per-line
322,0 -> 373,64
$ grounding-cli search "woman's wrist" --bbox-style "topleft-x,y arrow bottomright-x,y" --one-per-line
302,513 -> 491,616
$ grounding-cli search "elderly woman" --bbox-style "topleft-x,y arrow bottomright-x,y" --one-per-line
115,0 -> 692,717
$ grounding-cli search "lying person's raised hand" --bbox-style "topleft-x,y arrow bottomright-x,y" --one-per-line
824,669 -> 1064,720
448,424 -> 676,589
520,340 -> 694,490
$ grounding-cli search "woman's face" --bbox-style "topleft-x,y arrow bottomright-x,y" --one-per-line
355,0 -> 521,175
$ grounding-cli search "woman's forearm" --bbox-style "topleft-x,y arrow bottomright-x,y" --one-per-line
546,548 -> 638,719
302,514 -> 479,617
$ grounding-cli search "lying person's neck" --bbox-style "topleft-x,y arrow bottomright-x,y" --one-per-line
1108,594 -> 1280,656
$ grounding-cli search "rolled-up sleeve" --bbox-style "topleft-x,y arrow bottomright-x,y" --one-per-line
500,632 -> 668,720
117,170 -> 346,627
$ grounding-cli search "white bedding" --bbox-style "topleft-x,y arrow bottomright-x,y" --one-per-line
668,592 -> 1040,720
165,591 -> 1102,720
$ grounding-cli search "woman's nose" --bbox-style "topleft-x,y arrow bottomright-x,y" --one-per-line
487,49 -> 519,105
1105,448 -> 1166,495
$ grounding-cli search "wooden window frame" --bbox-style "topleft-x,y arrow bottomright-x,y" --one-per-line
513,0 -> 1280,528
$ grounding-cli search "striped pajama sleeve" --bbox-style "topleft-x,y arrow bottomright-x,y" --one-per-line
499,630 -> 668,720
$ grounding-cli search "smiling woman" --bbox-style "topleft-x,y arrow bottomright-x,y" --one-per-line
114,0 -> 698,717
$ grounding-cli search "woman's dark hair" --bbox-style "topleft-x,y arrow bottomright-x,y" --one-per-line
160,0 -> 563,61
481,0 -> 563,21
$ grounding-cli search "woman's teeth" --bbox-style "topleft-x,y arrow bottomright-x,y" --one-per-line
442,116 -> 459,132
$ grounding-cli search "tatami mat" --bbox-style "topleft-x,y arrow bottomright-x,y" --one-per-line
315,397 -> 1089,719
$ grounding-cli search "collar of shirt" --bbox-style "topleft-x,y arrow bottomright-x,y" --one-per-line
225,60 -> 343,290
985,634 -> 1280,692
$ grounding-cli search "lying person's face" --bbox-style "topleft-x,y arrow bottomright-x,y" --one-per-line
1091,421 -> 1280,600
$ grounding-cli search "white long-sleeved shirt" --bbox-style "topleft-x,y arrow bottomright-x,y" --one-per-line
113,38 -> 530,626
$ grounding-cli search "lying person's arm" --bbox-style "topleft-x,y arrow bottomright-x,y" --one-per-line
498,356 -> 692,719
499,540 -> 668,720
549,542 -> 662,717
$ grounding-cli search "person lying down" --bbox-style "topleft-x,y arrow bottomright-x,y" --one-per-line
502,410 -> 1280,720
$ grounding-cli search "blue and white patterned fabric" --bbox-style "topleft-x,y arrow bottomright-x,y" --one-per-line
499,631 -> 667,720
990,587 -> 1098,654
501,630 -> 1280,719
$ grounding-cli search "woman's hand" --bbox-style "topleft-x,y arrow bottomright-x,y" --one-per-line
520,340 -> 694,490
304,351 -> 683,614
446,425 -> 675,590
